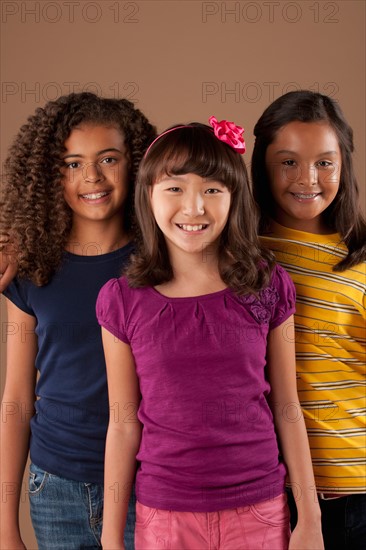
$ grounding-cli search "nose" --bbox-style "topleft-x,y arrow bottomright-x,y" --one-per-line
83,162 -> 104,183
298,163 -> 317,187
182,191 -> 205,217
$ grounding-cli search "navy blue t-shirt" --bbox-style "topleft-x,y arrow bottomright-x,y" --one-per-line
4,244 -> 133,483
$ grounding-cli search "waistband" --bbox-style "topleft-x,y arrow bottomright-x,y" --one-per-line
318,493 -> 353,501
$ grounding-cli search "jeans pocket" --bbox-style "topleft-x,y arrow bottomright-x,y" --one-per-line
29,463 -> 49,495
135,501 -> 158,529
250,493 -> 290,526
135,504 -> 171,550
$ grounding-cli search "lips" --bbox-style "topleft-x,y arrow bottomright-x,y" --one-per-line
80,191 -> 111,200
291,192 -> 320,200
177,224 -> 208,232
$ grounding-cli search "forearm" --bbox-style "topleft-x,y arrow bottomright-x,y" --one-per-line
1,299 -> 37,548
273,402 -> 321,524
267,319 -> 323,548
0,401 -> 32,540
101,424 -> 141,549
100,328 -> 142,549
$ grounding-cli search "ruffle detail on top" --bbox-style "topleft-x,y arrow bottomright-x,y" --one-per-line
237,286 -> 280,325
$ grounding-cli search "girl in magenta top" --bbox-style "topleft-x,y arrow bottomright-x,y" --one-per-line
96,118 -> 324,549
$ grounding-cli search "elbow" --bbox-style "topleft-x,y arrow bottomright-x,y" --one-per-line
1,396 -> 35,427
107,419 -> 142,453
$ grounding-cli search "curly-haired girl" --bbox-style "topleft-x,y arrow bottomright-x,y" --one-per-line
0,92 -> 156,550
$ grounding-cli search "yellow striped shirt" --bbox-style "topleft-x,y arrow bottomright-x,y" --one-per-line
261,222 -> 366,493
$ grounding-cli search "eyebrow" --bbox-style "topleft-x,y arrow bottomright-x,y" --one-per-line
156,175 -> 225,185
62,148 -> 123,159
156,175 -> 186,183
273,149 -> 339,156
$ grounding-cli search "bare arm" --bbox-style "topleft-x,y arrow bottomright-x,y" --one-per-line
267,316 -> 324,550
101,328 -> 142,550
0,239 -> 18,293
0,299 -> 37,549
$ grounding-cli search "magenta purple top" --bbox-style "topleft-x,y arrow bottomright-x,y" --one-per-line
96,264 -> 296,512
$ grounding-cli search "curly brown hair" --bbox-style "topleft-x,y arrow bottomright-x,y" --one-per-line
0,92 -> 156,285
126,123 -> 275,295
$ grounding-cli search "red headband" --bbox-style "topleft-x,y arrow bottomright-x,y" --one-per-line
144,117 -> 245,158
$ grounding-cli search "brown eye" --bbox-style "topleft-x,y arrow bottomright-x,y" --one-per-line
65,162 -> 80,169
101,157 -> 117,165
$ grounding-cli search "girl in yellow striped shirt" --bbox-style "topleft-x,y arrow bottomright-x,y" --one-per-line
252,90 -> 366,550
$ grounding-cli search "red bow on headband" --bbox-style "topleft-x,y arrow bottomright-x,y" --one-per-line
209,116 -> 246,154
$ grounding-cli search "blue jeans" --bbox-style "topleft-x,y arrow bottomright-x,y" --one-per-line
287,488 -> 366,550
29,462 -> 135,549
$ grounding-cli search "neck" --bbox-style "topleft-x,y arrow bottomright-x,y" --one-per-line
155,246 -> 227,297
172,243 -> 220,273
66,219 -> 129,256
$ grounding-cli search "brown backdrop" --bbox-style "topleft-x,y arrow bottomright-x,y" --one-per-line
1,1 -> 365,548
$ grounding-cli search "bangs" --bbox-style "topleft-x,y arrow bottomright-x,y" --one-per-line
141,124 -> 244,191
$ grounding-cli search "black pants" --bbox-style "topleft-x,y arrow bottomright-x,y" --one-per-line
286,488 -> 366,550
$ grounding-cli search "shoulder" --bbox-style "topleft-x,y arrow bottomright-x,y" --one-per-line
96,277 -> 151,342
345,260 -> 366,281
232,264 -> 296,328
96,277 -> 128,340
97,276 -> 128,308
2,277 -> 35,316
266,264 -> 296,329
269,263 -> 296,292
96,276 -> 150,321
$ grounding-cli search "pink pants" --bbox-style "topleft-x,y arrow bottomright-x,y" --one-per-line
135,493 -> 290,549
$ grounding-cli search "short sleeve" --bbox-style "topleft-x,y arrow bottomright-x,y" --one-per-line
269,264 -> 296,330
96,278 -> 129,343
3,278 -> 35,316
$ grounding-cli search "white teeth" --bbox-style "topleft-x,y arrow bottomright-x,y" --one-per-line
178,224 -> 206,232
293,193 -> 318,199
81,192 -> 108,200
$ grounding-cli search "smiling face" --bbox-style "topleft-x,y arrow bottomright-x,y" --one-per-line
150,173 -> 231,262
265,121 -> 342,233
61,124 -> 130,227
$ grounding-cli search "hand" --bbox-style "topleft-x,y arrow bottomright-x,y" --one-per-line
0,533 -> 27,550
289,523 -> 324,550
0,237 -> 18,292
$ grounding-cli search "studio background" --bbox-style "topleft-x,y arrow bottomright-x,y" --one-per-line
1,1 -> 365,547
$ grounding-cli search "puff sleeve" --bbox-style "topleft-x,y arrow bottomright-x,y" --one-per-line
96,277 -> 130,344
268,264 -> 296,330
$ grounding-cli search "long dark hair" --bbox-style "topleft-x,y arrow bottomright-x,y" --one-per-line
126,123 -> 275,295
251,90 -> 366,271
0,92 -> 156,285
